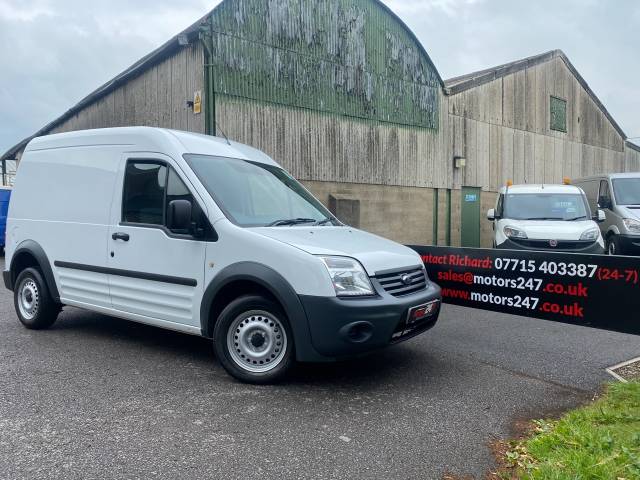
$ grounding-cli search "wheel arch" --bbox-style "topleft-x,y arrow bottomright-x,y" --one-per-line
606,225 -> 621,237
200,262 -> 325,362
8,240 -> 60,301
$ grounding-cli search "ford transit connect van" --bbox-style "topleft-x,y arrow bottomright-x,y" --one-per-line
487,183 -> 605,253
574,173 -> 640,255
3,127 -> 441,383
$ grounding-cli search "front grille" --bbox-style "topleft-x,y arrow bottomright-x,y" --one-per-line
376,268 -> 427,297
511,239 -> 595,250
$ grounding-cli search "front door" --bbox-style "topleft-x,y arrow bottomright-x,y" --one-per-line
461,186 -> 481,248
107,154 -> 207,330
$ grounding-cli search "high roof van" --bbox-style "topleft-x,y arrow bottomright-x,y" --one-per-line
574,173 -> 640,255
3,127 -> 441,383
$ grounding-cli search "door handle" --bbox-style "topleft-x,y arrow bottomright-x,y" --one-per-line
112,232 -> 130,242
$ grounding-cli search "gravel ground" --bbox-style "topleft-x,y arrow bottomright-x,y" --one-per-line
612,359 -> 640,381
1,259 -> 638,479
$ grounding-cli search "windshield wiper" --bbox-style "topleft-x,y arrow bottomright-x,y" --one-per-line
521,217 -> 564,221
315,217 -> 335,226
566,215 -> 587,221
267,218 -> 318,227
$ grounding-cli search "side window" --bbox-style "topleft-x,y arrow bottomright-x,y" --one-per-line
496,194 -> 504,217
122,161 -> 167,225
122,161 -> 210,238
598,180 -> 611,208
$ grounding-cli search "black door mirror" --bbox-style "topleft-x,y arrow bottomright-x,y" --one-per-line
167,199 -> 192,232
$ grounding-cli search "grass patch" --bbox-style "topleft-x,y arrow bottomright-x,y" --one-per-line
500,382 -> 640,479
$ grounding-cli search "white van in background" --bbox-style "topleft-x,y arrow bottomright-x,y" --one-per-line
3,127 -> 441,383
574,173 -> 640,255
487,183 -> 606,253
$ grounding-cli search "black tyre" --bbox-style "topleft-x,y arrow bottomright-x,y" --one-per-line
606,235 -> 621,256
213,295 -> 294,384
13,267 -> 60,330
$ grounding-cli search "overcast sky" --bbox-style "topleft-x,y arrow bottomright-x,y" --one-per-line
1,0 -> 639,154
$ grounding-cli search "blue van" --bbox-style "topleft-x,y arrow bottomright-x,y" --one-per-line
0,187 -> 11,255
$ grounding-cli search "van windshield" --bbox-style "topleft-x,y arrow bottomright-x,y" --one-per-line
612,178 -> 640,205
503,193 -> 590,221
184,154 -> 338,227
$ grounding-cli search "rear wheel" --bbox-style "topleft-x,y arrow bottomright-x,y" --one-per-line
13,267 -> 60,329
213,295 -> 294,384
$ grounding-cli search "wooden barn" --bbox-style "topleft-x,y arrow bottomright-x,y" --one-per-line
2,0 -> 638,247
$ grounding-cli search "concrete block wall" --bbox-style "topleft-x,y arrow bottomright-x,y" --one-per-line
303,180 -> 436,246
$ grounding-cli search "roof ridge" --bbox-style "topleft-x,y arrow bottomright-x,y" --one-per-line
444,49 -> 626,140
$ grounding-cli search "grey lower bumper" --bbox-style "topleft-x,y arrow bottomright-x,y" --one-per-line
298,282 -> 441,359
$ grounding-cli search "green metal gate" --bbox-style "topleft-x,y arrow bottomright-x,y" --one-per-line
461,187 -> 481,247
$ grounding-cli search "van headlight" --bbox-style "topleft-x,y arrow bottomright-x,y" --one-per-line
623,218 -> 640,234
580,227 -> 600,241
319,256 -> 374,297
504,226 -> 528,239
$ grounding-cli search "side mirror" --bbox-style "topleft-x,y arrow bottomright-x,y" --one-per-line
167,199 -> 192,232
595,209 -> 606,223
487,208 -> 496,221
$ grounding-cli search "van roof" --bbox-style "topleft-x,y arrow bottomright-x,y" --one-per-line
498,184 -> 583,195
575,172 -> 640,181
23,127 -> 280,167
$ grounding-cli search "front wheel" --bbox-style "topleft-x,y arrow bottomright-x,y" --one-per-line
213,295 -> 294,384
606,235 -> 621,255
14,267 -> 60,329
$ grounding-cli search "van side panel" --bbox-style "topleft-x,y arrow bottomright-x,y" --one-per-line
575,179 -> 600,213
9,146 -> 120,308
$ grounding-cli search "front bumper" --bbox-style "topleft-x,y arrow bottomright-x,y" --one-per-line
496,238 -> 605,254
299,281 -> 441,359
617,235 -> 640,255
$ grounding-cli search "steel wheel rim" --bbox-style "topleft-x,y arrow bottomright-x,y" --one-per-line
227,310 -> 288,373
18,278 -> 40,320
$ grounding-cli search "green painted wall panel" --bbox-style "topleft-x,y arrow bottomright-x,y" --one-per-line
203,0 -> 441,129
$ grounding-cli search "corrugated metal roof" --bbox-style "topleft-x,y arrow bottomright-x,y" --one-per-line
444,49 -> 627,140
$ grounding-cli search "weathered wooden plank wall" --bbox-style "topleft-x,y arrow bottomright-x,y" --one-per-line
449,56 -> 629,191
48,44 -> 205,136
626,144 -> 640,171
216,93 -> 451,188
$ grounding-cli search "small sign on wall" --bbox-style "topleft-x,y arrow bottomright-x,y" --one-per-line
464,194 -> 478,203
193,91 -> 202,114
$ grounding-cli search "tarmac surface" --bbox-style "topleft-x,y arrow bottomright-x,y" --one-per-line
1,261 -> 638,479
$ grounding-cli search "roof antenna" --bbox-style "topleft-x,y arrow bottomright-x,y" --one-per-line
214,120 -> 232,146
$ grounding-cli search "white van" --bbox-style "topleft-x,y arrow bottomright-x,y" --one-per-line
3,127 -> 441,383
487,183 -> 606,253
